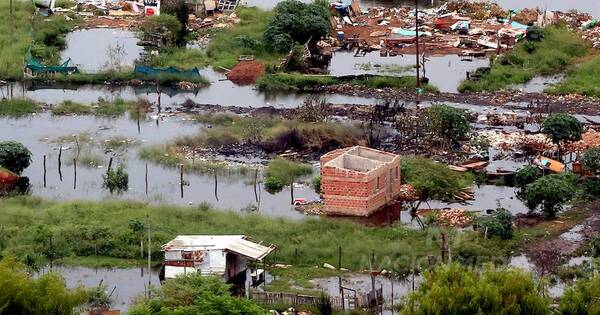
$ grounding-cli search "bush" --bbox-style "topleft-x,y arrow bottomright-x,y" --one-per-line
0,141 -> 32,174
264,0 -> 330,53
264,159 -> 312,199
582,177 -> 600,199
481,208 -> 513,240
582,147 -> 600,173
425,104 -> 470,143
514,166 -> 543,188
103,165 -> 129,193
264,176 -> 285,193
139,14 -> 182,46
520,174 -> 577,219
312,176 -> 321,194
541,113 -> 583,146
559,276 -> 600,314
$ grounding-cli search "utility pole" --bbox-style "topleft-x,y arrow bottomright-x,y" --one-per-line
415,0 -> 421,89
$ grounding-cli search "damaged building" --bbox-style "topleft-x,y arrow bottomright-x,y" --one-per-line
160,235 -> 275,294
320,146 -> 402,217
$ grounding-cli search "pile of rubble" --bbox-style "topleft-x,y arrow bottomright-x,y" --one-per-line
437,208 -> 472,227
478,130 -> 552,152
565,129 -> 600,152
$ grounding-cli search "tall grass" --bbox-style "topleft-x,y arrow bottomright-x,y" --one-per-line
459,26 -> 589,92
52,100 -> 93,115
206,7 -> 281,69
0,0 -> 35,80
545,55 -> 600,97
0,99 -> 40,116
0,196 -> 447,273
148,47 -> 208,69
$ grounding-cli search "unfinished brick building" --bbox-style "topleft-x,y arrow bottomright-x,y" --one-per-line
320,146 -> 402,216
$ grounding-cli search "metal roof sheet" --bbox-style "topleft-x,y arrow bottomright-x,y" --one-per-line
161,235 -> 275,260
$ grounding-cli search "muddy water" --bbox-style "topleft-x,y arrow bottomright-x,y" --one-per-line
428,184 -> 529,214
311,273 -> 418,313
38,266 -> 159,311
0,113 -> 318,219
329,52 -> 489,93
62,29 -> 143,73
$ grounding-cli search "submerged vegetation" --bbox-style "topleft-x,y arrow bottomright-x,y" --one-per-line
52,98 -> 146,117
257,73 -> 438,92
459,25 -> 589,92
0,99 -> 41,116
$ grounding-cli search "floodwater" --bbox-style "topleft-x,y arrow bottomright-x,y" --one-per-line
61,29 -> 143,73
428,184 -> 529,214
0,112 -> 318,219
37,266 -> 160,312
329,52 -> 489,93
248,0 -> 600,16
311,273 -> 419,313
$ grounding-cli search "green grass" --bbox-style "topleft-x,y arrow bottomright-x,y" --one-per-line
95,98 -> 130,116
50,70 -> 209,85
51,100 -> 93,115
0,0 -> 35,80
31,15 -> 77,66
0,196 -> 448,273
148,47 -> 208,69
545,55 -> 600,97
206,7 -> 282,69
0,99 -> 41,116
256,73 -> 437,92
459,26 -> 589,92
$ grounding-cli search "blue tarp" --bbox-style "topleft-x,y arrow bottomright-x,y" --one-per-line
134,65 -> 201,77
510,21 -> 528,30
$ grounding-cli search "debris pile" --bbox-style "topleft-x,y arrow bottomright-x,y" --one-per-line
478,130 -> 552,152
437,208 -> 472,227
226,60 -> 266,85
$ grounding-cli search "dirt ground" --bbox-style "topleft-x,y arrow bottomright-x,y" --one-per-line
226,61 -> 266,85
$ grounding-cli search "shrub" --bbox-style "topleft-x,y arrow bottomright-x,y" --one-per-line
582,177 -> 600,199
481,208 -> 514,240
0,141 -> 32,174
520,174 -> 577,219
425,104 -> 470,143
312,176 -> 321,194
514,166 -> 543,188
139,14 -> 182,46
559,276 -> 600,314
264,0 -> 330,53
103,165 -> 129,193
541,113 -> 583,146
582,147 -> 600,173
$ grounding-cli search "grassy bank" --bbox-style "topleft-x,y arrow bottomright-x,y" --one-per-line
48,70 -> 209,86
256,73 -> 438,92
148,47 -> 208,69
0,196 -> 443,273
459,26 -> 589,92
545,55 -> 600,97
51,98 -> 140,117
0,99 -> 41,116
206,7 -> 281,69
0,0 -> 35,80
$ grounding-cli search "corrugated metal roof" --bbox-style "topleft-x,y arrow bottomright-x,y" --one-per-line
161,235 -> 275,261
226,239 -> 275,260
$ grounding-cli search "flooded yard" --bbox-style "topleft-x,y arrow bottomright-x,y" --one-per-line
62,29 -> 143,73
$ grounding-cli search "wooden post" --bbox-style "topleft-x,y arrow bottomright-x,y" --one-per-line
214,170 -> 219,201
290,176 -> 294,205
43,155 -> 47,188
179,164 -> 184,199
339,246 -> 344,310
253,168 -> 259,202
145,163 -> 148,195
415,0 -> 420,89
391,278 -> 394,314
147,215 -> 152,298
107,157 -> 113,173
58,146 -> 63,182
73,159 -> 77,190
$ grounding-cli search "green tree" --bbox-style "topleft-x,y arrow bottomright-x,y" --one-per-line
264,0 -> 330,53
582,147 -> 600,173
161,0 -> 190,46
541,114 -> 583,154
103,164 -> 129,193
520,174 -> 577,219
0,141 -> 32,174
425,104 -> 470,144
264,158 -> 312,203
514,166 -> 543,188
559,275 -> 600,315
0,257 -> 87,314
401,264 -> 550,315
481,208 -> 514,240
129,273 -> 264,315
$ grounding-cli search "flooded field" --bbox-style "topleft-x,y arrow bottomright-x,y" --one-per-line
62,29 -> 143,73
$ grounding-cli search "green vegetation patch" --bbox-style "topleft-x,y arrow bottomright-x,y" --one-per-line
0,99 -> 41,117
545,55 -> 600,97
459,26 -> 589,92
148,47 -> 208,69
51,100 -> 93,115
0,0 -> 35,80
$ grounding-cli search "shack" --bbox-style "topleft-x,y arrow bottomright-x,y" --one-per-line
320,146 -> 402,216
160,235 -> 275,294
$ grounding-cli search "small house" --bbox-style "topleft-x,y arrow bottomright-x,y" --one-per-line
320,146 -> 402,216
160,235 -> 275,294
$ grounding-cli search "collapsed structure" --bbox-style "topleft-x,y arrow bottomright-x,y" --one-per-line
320,146 -> 402,216
160,235 -> 275,293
